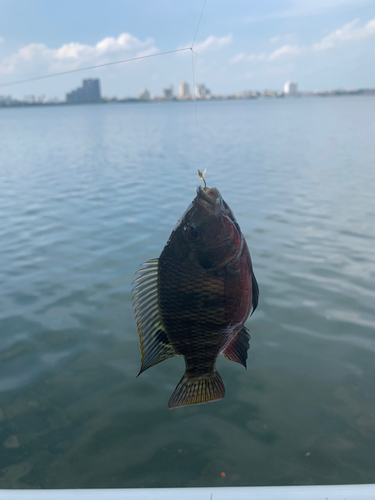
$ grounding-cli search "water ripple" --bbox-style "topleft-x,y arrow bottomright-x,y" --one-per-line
0,98 -> 375,487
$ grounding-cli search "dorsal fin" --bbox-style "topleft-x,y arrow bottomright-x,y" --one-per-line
133,259 -> 178,375
251,272 -> 259,315
221,325 -> 250,368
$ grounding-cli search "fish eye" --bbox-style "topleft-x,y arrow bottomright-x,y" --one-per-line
187,227 -> 200,240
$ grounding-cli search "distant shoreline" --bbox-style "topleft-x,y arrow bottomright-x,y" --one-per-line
1,90 -> 375,109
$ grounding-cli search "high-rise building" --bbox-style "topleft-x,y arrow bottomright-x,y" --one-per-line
0,95 -> 12,105
137,89 -> 151,101
35,95 -> 47,104
195,84 -> 211,99
179,82 -> 190,99
162,85 -> 174,100
66,79 -> 101,103
283,81 -> 298,95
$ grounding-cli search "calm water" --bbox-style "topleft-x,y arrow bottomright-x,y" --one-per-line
0,98 -> 374,488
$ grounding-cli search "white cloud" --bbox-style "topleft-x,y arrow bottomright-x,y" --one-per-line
244,0 -> 372,22
229,52 -> 265,64
231,16 -> 375,65
0,33 -> 158,75
285,0 -> 372,18
269,44 -> 302,60
230,45 -> 300,64
193,35 -> 233,53
0,36 -> 4,44
269,34 -> 296,44
248,53 -> 266,61
314,17 -> 375,50
230,52 -> 246,63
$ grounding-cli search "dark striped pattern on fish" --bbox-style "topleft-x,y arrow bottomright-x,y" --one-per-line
133,185 -> 258,409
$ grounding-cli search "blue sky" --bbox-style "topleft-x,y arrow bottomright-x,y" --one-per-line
0,0 -> 375,99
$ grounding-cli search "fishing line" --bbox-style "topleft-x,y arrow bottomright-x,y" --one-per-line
190,0 -> 207,172
191,49 -> 201,169
0,0 -> 208,176
191,0 -> 207,49
0,1 -> 207,91
0,48 -> 191,89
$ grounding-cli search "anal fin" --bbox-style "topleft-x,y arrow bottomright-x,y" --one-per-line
137,327 -> 177,376
221,325 -> 250,368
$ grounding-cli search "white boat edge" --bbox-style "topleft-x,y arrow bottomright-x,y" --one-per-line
0,485 -> 375,500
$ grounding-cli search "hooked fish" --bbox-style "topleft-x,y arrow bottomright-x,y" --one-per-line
133,181 -> 259,409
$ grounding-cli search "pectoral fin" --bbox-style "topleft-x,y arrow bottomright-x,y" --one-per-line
133,259 -> 178,375
221,325 -> 250,368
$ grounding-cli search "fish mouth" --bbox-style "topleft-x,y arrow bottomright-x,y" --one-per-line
196,186 -> 238,225
196,186 -> 222,207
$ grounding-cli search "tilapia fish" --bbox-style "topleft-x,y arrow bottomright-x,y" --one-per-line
133,185 -> 259,409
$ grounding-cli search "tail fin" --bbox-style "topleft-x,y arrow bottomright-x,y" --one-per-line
169,371 -> 225,409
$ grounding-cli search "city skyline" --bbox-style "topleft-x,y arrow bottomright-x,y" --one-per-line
2,77 -> 375,107
0,1 -> 375,100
